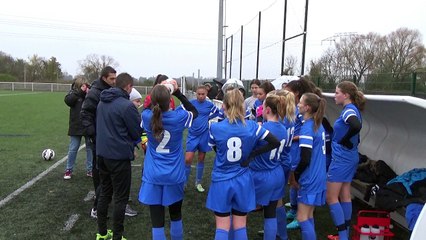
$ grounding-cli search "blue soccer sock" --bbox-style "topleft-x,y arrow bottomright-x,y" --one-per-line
184,164 -> 191,185
152,227 -> 166,240
276,206 -> 288,240
329,202 -> 348,240
309,217 -> 314,226
290,188 -> 298,211
233,227 -> 248,240
214,229 -> 229,240
264,218 -> 278,240
299,219 -> 316,240
341,201 -> 352,232
228,215 -> 233,240
196,162 -> 204,184
170,220 -> 183,240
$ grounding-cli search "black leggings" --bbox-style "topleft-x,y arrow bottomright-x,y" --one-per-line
214,209 -> 247,217
263,200 -> 278,219
150,200 -> 183,228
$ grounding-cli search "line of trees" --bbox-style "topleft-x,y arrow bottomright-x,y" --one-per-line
308,28 -> 426,90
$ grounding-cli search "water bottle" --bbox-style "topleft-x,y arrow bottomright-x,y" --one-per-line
360,224 -> 370,240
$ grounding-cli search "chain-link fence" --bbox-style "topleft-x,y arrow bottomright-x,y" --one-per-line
313,72 -> 426,99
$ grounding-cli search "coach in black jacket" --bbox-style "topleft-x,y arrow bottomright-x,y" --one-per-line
95,73 -> 143,240
80,66 -> 116,218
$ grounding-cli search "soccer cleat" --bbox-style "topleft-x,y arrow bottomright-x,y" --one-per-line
87,171 -> 93,177
286,210 -> 296,220
95,229 -> 113,240
125,204 -> 138,217
286,219 -> 300,230
284,202 -> 291,208
196,183 -> 205,193
64,170 -> 72,180
90,208 -> 97,219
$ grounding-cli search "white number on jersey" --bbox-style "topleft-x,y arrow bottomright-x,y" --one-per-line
270,139 -> 286,160
227,137 -> 242,162
285,126 -> 294,147
322,131 -> 326,155
156,130 -> 171,153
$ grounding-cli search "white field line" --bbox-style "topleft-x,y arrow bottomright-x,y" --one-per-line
0,92 -> 40,97
62,214 -> 80,231
0,144 -> 86,208
84,190 -> 95,202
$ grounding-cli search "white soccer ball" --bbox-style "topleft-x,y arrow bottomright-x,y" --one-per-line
42,149 -> 55,161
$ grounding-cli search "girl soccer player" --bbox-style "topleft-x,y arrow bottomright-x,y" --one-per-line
274,89 -> 296,239
207,89 -> 280,240
326,81 -> 365,240
253,81 -> 275,123
183,85 -> 220,192
284,79 -> 315,229
294,93 -> 327,240
249,92 -> 292,240
138,80 -> 198,240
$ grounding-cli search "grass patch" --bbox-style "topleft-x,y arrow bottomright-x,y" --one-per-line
0,91 -> 410,239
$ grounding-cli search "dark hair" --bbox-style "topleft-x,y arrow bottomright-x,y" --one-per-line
115,73 -> 133,89
259,81 -> 275,95
250,79 -> 261,87
154,74 -> 169,86
301,93 -> 326,131
100,66 -> 116,79
285,78 -> 316,102
150,85 -> 171,141
337,81 -> 366,111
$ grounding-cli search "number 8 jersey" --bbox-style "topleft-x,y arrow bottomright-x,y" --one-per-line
141,108 -> 194,185
208,119 -> 268,182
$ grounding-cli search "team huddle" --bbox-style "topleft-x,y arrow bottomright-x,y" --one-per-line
65,66 -> 365,240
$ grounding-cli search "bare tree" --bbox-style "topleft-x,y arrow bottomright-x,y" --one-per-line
27,54 -> 46,82
78,54 -> 119,81
335,33 -> 380,84
377,28 -> 426,80
283,55 -> 298,75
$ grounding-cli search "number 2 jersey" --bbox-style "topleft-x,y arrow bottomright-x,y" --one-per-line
209,119 -> 268,182
141,108 -> 194,185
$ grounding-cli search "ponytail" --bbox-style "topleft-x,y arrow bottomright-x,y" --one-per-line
150,85 -> 172,141
151,104 -> 164,141
337,81 -> 366,111
301,93 -> 326,131
275,89 -> 296,123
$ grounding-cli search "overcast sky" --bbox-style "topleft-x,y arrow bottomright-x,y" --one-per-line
1,0 -> 425,80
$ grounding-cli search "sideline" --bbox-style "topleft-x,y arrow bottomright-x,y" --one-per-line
0,92 -> 40,97
0,144 -> 85,208
62,214 -> 80,232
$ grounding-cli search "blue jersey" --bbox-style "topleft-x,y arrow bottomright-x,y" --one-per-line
209,119 -> 268,181
178,99 -> 219,136
281,118 -> 295,167
290,108 -> 305,170
298,119 -> 326,195
141,108 -> 194,185
250,121 -> 288,171
332,103 -> 362,162
217,108 -> 251,121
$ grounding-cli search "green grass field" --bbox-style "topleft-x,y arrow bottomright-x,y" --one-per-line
0,91 -> 410,239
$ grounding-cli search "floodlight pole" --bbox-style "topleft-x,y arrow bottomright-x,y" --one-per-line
301,0 -> 309,75
216,0 -> 224,81
281,0 -> 288,76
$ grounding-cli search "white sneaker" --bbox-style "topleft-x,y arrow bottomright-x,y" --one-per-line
196,183 -> 205,193
90,208 -> 97,219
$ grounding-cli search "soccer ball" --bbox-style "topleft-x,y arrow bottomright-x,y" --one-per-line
42,149 -> 55,161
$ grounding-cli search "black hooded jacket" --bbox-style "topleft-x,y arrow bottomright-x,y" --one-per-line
80,78 -> 112,139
